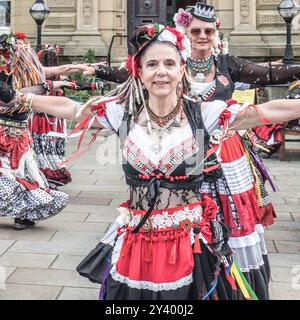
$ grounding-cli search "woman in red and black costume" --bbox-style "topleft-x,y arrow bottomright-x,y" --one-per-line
0,33 -> 70,230
30,45 -> 72,188
4,24 -> 300,300
69,2 -> 300,299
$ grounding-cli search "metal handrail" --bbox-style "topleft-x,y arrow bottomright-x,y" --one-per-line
107,35 -> 128,66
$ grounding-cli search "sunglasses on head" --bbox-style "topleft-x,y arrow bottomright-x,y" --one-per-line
190,28 -> 216,37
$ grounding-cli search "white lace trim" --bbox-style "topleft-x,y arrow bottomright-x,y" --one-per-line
111,233 -> 124,265
229,231 -> 261,249
128,205 -> 203,230
110,267 -> 193,292
238,260 -> 265,273
100,222 -> 119,247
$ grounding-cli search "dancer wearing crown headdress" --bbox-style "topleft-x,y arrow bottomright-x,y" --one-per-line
4,23 -> 300,300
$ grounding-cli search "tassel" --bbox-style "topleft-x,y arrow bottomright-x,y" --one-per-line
225,265 -> 237,291
169,240 -> 177,265
121,236 -> 135,257
193,234 -> 202,254
144,241 -> 153,263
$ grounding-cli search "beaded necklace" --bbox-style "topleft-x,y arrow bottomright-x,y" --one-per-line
187,55 -> 215,75
145,98 -> 182,127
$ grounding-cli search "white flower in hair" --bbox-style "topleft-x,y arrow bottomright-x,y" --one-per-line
158,29 -> 178,46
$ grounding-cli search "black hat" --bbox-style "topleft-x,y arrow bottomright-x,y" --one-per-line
187,2 -> 216,23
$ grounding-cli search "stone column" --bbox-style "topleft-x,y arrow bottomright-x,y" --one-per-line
64,0 -> 107,56
229,0 -> 268,57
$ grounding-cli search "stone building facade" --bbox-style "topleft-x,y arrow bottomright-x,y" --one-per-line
4,0 -> 300,62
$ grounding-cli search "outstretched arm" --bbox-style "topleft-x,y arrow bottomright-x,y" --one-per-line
231,99 -> 300,130
228,56 -> 300,85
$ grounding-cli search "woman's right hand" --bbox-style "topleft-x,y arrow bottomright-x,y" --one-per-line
67,62 -> 107,76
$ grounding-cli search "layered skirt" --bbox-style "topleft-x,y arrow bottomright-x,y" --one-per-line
77,200 -> 251,300
201,132 -> 274,300
29,113 -> 72,187
0,123 -> 69,221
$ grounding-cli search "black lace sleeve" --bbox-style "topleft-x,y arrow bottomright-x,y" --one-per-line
0,81 -> 15,103
93,65 -> 129,84
227,55 -> 300,85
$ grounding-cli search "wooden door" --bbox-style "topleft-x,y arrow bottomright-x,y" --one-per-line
127,0 -> 167,41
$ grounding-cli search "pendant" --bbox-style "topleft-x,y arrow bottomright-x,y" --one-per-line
195,73 -> 205,83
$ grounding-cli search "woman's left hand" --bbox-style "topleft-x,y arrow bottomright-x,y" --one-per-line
53,80 -> 78,91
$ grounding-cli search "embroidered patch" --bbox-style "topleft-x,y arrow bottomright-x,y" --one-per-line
217,75 -> 230,87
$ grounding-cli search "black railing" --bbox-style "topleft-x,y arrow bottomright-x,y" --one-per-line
107,35 -> 128,66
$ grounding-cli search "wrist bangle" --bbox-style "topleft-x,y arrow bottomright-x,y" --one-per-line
39,80 -> 54,96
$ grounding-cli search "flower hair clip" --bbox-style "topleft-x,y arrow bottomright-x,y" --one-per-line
173,9 -> 193,32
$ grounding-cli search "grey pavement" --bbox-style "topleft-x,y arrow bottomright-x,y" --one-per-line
0,135 -> 300,300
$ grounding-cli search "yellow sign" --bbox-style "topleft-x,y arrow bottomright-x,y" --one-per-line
232,89 -> 256,104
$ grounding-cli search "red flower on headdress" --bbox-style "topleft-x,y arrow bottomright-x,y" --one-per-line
15,32 -> 27,40
125,54 -> 140,77
148,25 -> 155,38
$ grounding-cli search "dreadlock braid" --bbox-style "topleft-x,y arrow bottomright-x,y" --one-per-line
12,39 -> 45,89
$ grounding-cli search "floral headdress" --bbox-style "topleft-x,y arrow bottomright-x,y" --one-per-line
0,32 -> 45,88
174,4 -> 228,56
0,32 -> 29,77
126,23 -> 191,77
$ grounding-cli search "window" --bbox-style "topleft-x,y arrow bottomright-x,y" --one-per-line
0,0 -> 10,31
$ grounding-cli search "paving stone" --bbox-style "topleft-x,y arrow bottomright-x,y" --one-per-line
57,287 -> 99,300
51,255 -> 86,271
0,240 -> 15,256
8,239 -> 98,256
269,253 -> 300,268
274,241 -> 300,254
69,196 -> 112,206
0,225 -> 56,241
67,169 -> 94,175
4,267 -> 16,280
284,198 -> 300,206
109,196 -> 131,207
61,204 -> 109,214
51,212 -> 90,222
36,220 -> 109,233
266,241 -> 277,253
63,184 -> 117,192
0,252 -> 57,268
291,213 -> 300,221
264,230 -> 300,242
50,231 -> 101,244
80,191 -> 128,198
270,197 -> 286,205
268,221 -> 300,231
0,284 -> 62,300
86,206 -> 119,222
7,268 -> 99,288
270,266 -> 295,283
269,282 -> 300,300
61,190 -> 81,197
271,211 -> 294,221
